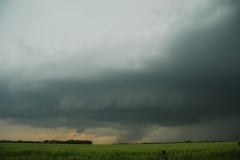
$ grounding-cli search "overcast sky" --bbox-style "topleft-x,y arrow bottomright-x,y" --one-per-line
0,0 -> 240,143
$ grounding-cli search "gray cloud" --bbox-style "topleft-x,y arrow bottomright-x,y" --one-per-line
0,0 -> 240,142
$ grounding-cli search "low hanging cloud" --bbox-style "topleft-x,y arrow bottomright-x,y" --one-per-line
0,0 -> 240,143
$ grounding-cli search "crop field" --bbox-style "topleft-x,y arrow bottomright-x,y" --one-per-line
0,142 -> 240,160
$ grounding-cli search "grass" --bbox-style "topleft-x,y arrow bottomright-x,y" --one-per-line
0,142 -> 239,160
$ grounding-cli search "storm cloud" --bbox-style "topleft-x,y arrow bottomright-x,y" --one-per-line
0,0 -> 240,143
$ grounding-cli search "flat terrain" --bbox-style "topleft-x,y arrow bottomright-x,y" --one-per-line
0,142 -> 239,160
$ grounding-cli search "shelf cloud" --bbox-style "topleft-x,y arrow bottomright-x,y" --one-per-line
0,0 -> 240,143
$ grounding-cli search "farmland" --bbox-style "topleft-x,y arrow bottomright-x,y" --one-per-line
0,142 -> 239,160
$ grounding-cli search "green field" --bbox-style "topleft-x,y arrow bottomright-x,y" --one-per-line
0,142 -> 239,160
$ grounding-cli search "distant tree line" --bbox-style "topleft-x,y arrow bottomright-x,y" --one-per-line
139,140 -> 224,144
43,140 -> 92,144
0,140 -> 41,143
113,140 -> 225,145
0,139 -> 92,144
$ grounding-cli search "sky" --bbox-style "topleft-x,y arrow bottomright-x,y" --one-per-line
0,0 -> 240,144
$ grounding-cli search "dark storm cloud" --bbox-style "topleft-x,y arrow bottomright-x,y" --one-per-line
1,0 -> 240,142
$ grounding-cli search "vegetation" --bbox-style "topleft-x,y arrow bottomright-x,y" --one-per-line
43,140 -> 92,144
0,142 -> 239,160
0,139 -> 92,144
